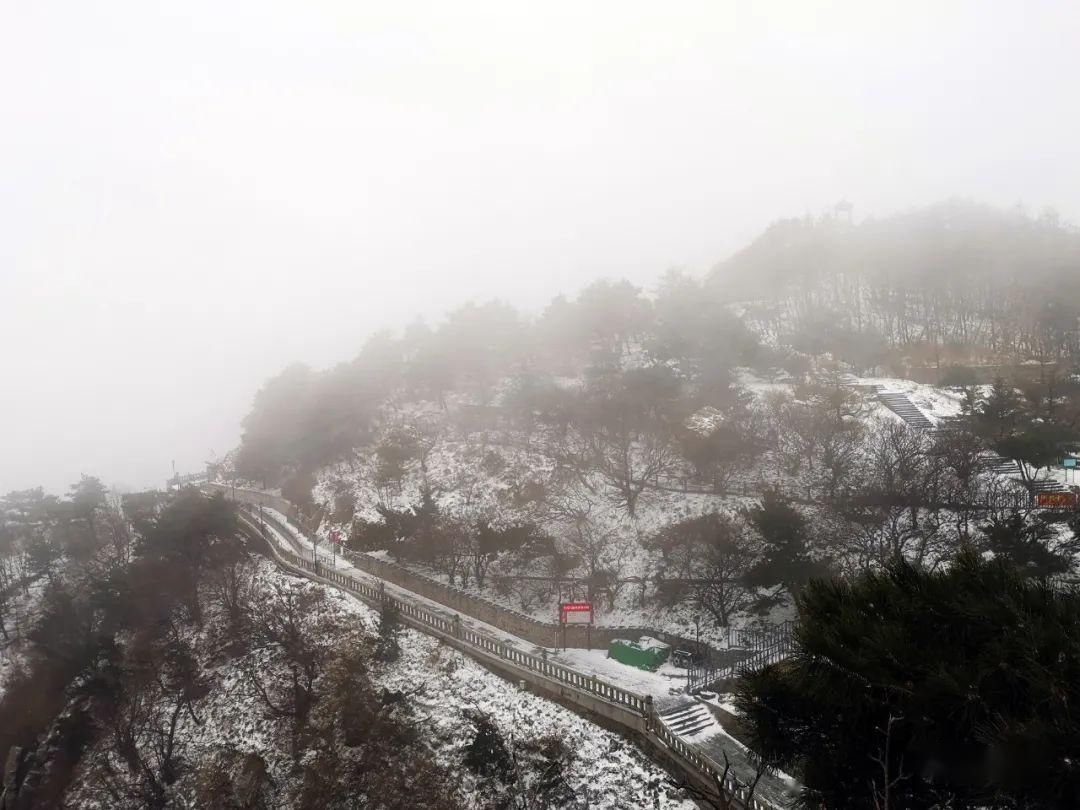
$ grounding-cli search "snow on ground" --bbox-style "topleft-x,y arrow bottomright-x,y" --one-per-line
704,692 -> 743,717
0,574 -> 48,698
258,507 -> 687,700
283,561 -> 698,809
260,503 -> 797,737
549,648 -> 690,699
312,425 -> 769,648
735,368 -> 797,395
855,375 -> 967,422
63,558 -> 697,809
259,502 -> 778,749
65,567 -> 307,809
305,370 -> 1076,655
381,623 -> 696,809
264,495 -> 779,668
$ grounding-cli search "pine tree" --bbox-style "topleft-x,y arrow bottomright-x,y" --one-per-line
743,491 -> 823,598
994,422 -> 1077,483
980,513 -> 1080,578
975,377 -> 1025,442
462,711 -> 513,782
375,599 -> 401,663
736,549 -> 1080,809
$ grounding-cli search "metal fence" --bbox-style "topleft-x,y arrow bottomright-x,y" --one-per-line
688,625 -> 797,694
725,621 -> 795,651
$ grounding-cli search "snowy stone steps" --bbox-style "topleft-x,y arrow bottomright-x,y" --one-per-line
672,719 -> 715,737
658,701 -> 719,738
659,703 -> 702,720
975,456 -> 1068,493
876,391 -> 935,429
980,455 -> 1022,475
1027,479 -> 1068,493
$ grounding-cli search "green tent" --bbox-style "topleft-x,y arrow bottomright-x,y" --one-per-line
608,636 -> 671,671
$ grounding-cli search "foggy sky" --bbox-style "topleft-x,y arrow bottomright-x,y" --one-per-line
2,1 -> 1078,495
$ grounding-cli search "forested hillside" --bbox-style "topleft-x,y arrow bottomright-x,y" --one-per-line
0,486 -> 693,808
227,201 -> 1080,650
11,0 -> 1080,802
713,201 -> 1080,371
210,201 -> 1080,807
237,202 -> 1080,489
6,201 -> 1080,809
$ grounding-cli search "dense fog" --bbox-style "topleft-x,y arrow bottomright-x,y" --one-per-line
6,5 -> 1080,809
3,0 -> 1079,494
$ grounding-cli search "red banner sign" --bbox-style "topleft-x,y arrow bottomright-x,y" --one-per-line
559,602 -> 593,625
1037,491 -> 1078,509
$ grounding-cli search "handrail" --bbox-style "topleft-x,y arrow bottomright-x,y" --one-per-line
234,506 -> 786,808
239,509 -> 652,715
206,482 -> 737,660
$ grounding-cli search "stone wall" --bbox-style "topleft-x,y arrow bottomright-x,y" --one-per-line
348,549 -> 710,652
209,482 -> 726,658
238,511 -> 787,808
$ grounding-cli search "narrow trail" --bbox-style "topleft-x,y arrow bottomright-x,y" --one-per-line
225,490 -> 797,809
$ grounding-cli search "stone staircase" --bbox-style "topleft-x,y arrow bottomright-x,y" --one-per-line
976,453 -> 1067,498
876,390 -> 935,430
1028,477 -> 1069,494
866,389 -> 1073,503
658,700 -> 720,739
980,454 -> 1021,476
934,414 -> 967,432
978,455 -> 1069,494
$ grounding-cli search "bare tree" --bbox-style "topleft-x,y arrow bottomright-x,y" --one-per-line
244,580 -> 336,740
404,412 -> 443,474
578,426 -> 676,517
431,519 -> 469,586
869,713 -> 907,810
91,687 -> 187,809
100,492 -> 136,569
699,528 -> 757,627
544,494 -> 627,607
649,512 -> 757,625
87,632 -> 205,809
206,539 -> 257,637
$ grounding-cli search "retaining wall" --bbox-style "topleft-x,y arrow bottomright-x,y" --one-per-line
235,509 -> 783,809
207,482 -> 728,658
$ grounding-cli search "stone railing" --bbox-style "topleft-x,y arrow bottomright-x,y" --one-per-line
241,509 -> 650,714
205,482 -> 733,659
206,482 -> 292,514
342,544 -> 727,655
235,507 -> 785,809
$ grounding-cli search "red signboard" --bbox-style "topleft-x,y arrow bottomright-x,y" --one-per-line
1037,491 -> 1078,509
559,602 -> 593,625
